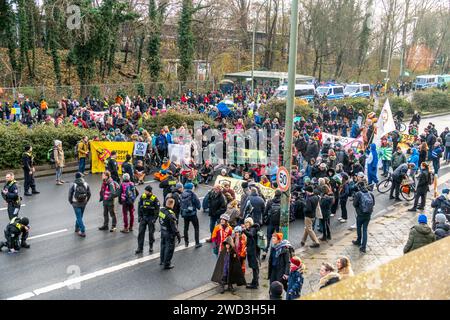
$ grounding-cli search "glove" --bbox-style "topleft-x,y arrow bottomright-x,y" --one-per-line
176,232 -> 181,244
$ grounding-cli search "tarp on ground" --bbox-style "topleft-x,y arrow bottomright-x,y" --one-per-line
217,100 -> 234,117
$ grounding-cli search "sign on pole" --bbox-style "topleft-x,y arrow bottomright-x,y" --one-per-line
277,166 -> 291,192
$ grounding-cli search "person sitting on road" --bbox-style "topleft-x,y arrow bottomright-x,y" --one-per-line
434,213 -> 450,240
318,262 -> 340,290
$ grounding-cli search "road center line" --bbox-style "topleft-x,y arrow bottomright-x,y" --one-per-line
28,229 -> 68,240
6,237 -> 209,300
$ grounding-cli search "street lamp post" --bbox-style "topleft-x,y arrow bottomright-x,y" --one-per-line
280,0 -> 299,240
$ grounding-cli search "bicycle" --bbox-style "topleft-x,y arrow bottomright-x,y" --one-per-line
394,118 -> 407,132
377,173 -> 416,201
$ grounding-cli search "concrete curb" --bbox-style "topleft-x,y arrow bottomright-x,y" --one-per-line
405,110 -> 450,122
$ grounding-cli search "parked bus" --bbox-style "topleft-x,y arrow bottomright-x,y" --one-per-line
315,84 -> 345,100
272,84 -> 316,101
414,75 -> 439,90
344,83 -> 371,98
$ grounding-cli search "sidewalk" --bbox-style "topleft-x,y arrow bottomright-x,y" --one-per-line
184,200 -> 430,300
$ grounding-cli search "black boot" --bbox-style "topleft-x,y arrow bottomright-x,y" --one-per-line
21,242 -> 30,249
219,283 -> 225,294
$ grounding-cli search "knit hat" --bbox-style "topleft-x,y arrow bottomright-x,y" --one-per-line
20,217 -> 29,226
290,256 -> 302,267
122,173 -> 130,181
234,226 -> 243,233
435,213 -> 447,224
176,183 -> 183,190
75,172 -> 82,179
442,189 -> 450,194
418,214 -> 428,224
274,232 -> 283,241
269,281 -> 283,297
241,182 -> 249,189
184,183 -> 194,190
244,217 -> 254,226
220,214 -> 230,221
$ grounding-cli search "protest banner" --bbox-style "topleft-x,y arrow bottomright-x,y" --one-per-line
133,142 -> 148,157
214,176 -> 275,202
322,133 -> 364,151
168,144 -> 191,165
90,141 -> 134,173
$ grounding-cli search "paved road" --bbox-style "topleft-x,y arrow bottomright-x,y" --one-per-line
1,114 -> 449,300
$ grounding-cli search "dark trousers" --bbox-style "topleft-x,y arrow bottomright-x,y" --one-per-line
209,216 -> 219,234
137,216 -> 156,250
265,224 -> 280,251
250,267 -> 260,286
331,195 -> 339,214
340,198 -> 348,219
356,215 -> 371,250
413,191 -> 427,209
7,203 -> 20,220
183,215 -> 200,245
390,178 -> 402,199
23,171 -> 36,193
320,218 -> 331,240
78,157 -> 86,174
102,204 -> 117,228
160,231 -> 175,266
4,230 -> 28,250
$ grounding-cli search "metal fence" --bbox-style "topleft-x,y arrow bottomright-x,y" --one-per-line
0,80 -> 218,105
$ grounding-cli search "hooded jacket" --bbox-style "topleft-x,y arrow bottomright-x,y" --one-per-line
435,222 -> 450,240
268,240 -> 292,286
211,237 -> 247,286
403,224 -> 436,254
407,148 -> 419,168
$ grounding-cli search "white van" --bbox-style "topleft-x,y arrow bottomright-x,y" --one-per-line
344,83 -> 371,98
415,75 -> 439,90
272,84 -> 315,101
315,84 -> 345,100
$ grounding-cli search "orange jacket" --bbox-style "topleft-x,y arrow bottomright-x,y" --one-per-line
211,224 -> 233,253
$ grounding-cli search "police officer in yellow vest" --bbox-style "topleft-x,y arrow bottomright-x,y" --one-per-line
135,186 -> 160,255
0,216 -> 30,253
159,197 -> 181,269
159,170 -> 178,200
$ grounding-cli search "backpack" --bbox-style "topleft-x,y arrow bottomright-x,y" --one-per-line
110,180 -> 120,198
359,192 -> 374,214
428,172 -> 434,186
122,183 -> 137,205
47,148 -> 55,163
269,201 -> 281,225
74,182 -> 88,202
256,230 -> 267,250
180,192 -> 195,218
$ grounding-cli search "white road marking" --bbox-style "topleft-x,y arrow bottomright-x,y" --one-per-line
144,180 -> 156,184
0,204 -> 26,211
6,237 -> 210,300
28,229 -> 68,240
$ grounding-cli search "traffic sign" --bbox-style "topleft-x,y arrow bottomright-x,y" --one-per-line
276,166 -> 291,192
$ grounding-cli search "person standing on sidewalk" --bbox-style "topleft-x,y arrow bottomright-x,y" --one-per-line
53,140 -> 65,185
206,186 -> 227,241
77,136 -> 89,176
319,186 -> 334,241
180,183 -> 202,248
99,171 -> 118,232
119,173 -> 139,233
68,172 -> 91,237
22,145 -> 39,196
268,233 -> 292,291
338,173 -> 350,223
2,173 -> 21,220
159,197 -> 181,270
286,256 -> 304,300
242,217 -> 261,289
263,190 -> 282,255
408,162 -> 431,212
135,185 -> 160,254
300,186 -> 320,248
352,181 -> 375,253
403,214 -> 435,254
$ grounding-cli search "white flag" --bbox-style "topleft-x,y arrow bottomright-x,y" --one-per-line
374,98 -> 396,146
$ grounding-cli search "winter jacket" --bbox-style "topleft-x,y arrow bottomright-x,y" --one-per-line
445,132 -> 450,148
287,269 -> 304,300
434,223 -> 450,240
248,192 -> 266,225
265,195 -> 281,226
303,194 -> 319,219
68,178 -> 91,208
305,141 -> 319,162
242,224 -> 261,269
268,240 -> 292,286
54,146 -> 65,168
180,190 -> 201,217
211,237 -> 247,286
319,194 -> 334,219
353,189 -> 375,216
319,272 -> 340,290
415,168 -> 430,194
100,178 -> 116,205
403,224 -> 436,254
391,151 -> 406,170
208,191 -> 227,218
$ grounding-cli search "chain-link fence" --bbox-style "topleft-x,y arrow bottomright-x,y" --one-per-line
0,80 -> 218,106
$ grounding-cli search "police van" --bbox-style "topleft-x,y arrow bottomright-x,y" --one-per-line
438,74 -> 450,88
315,84 -> 345,100
272,84 -> 316,101
344,83 -> 371,98
414,75 -> 439,90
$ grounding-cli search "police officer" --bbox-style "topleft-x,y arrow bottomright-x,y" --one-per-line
0,216 -> 30,253
2,173 -> 21,220
135,186 -> 160,254
159,197 -> 181,269
159,170 -> 178,200
22,145 -> 39,196
166,183 -> 183,222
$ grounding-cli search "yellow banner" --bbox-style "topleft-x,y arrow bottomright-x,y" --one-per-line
214,175 -> 275,202
90,141 -> 134,174
398,134 -> 416,151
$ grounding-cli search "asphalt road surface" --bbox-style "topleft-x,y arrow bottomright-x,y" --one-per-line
0,114 -> 449,300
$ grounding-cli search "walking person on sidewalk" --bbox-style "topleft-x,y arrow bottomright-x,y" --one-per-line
338,173 -> 350,223
22,145 -> 39,196
99,171 -> 118,232
135,186 -> 160,254
2,173 -> 21,220
180,183 -> 202,248
300,186 -> 321,248
119,173 -> 139,233
408,162 -> 431,212
54,140 -> 65,185
352,181 -> 375,253
77,136 -> 89,175
403,214 -> 435,254
68,172 -> 91,237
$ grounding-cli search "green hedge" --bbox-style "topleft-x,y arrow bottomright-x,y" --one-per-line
142,111 -> 215,133
412,89 -> 450,113
390,97 -> 414,115
325,97 -> 373,115
0,122 -> 99,170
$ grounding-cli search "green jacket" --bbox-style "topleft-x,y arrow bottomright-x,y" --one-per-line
391,152 -> 406,170
403,224 -> 435,254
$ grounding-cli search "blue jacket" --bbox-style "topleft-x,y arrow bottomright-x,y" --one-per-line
368,143 -> 379,170
287,269 -> 303,300
350,123 -> 360,138
407,148 -> 419,168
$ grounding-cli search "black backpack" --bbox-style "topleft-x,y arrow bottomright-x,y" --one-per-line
269,201 -> 281,225
74,182 -> 88,202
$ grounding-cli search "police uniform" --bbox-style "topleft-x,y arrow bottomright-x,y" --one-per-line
159,175 -> 178,200
0,217 -> 29,252
136,193 -> 160,253
159,207 -> 181,268
22,151 -> 37,195
2,180 -> 21,220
